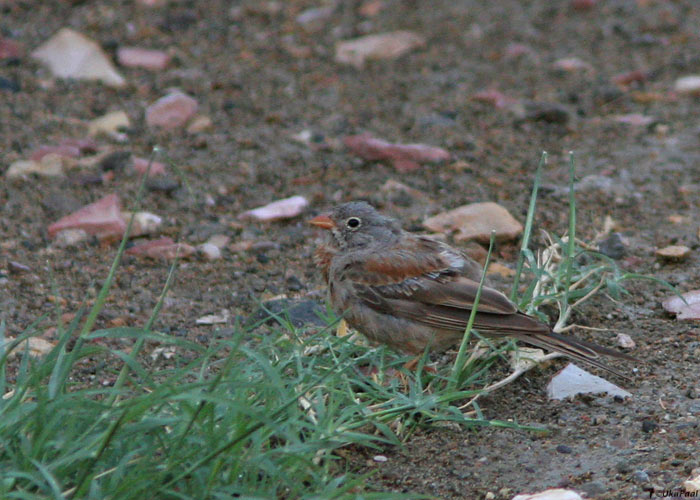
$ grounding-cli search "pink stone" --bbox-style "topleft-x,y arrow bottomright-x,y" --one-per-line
470,89 -> 517,109
126,237 -> 195,259
59,138 -> 98,153
133,157 -> 166,176
613,114 -> 654,126
504,43 -> 532,59
343,133 -> 450,172
612,70 -> 647,86
48,193 -> 126,240
30,138 -> 98,161
662,290 -> 700,320
239,196 -> 309,221
30,145 -> 81,162
0,37 -> 23,60
145,92 -> 198,130
117,47 -> 171,70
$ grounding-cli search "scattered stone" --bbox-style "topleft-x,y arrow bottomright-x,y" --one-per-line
359,0 -> 383,17
380,179 -> 428,201
133,157 -> 166,176
523,102 -> 571,124
150,346 -> 176,361
612,70 -> 647,86
632,470 -> 650,483
471,89 -> 517,109
124,211 -> 162,237
205,234 -> 230,249
578,481 -> 607,497
0,76 -> 20,93
553,57 -> 592,72
423,202 -> 523,243
335,31 -> 426,68
685,471 -> 700,493
30,144 -> 81,162
641,420 -> 658,433
1,336 -> 56,359
0,36 -> 24,60
88,111 -> 130,141
6,156 -> 66,178
196,309 -> 230,325
674,75 -> 700,96
613,113 -> 654,127
655,245 -> 690,261
146,177 -> 179,194
591,414 -> 608,425
344,133 -> 450,172
186,115 -> 213,134
197,242 -> 221,260
556,444 -> 573,454
53,228 -> 89,247
229,240 -> 279,253
286,275 -> 303,291
616,460 -> 632,474
504,43 -> 533,60
126,237 -> 195,259
571,0 -> 597,10
296,5 -> 335,31
248,298 -> 326,329
116,46 -> 171,70
545,175 -> 629,199
597,232 -> 626,259
32,28 -> 125,87
512,489 -> 582,500
145,91 -> 198,130
99,151 -> 132,173
48,193 -> 126,240
668,214 -> 687,224
8,261 -> 31,274
239,195 -> 309,221
616,333 -> 636,349
546,363 -> 632,400
662,289 -> 700,320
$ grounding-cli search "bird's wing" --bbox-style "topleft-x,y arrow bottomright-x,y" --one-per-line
344,236 -> 524,322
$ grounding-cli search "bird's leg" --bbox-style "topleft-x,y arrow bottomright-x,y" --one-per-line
402,356 -> 437,374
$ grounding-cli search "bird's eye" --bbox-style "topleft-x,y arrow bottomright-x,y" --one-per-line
345,217 -> 361,229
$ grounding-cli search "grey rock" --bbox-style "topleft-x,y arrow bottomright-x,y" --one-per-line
248,298 -> 327,329
578,480 -> 607,497
632,470 -> 650,483
598,232 -> 626,259
523,101 -> 571,124
99,151 -> 132,173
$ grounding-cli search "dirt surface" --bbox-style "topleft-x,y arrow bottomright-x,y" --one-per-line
2,0 -> 700,498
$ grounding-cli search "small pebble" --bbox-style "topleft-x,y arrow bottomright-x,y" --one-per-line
372,455 -> 387,462
598,233 -> 626,260
197,243 -> 221,260
655,245 -> 690,261
617,333 -> 635,349
616,460 -> 632,474
632,470 -> 650,483
556,444 -> 573,454
641,420 -> 658,433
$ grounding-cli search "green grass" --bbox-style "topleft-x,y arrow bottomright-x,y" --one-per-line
0,152 -> 673,498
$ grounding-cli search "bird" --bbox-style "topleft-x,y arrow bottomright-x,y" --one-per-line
309,201 -> 634,378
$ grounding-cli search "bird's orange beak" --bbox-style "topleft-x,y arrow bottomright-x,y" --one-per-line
308,214 -> 335,230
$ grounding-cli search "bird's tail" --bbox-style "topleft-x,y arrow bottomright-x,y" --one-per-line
513,329 -> 636,379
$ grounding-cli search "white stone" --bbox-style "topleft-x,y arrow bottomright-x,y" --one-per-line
32,28 -> 125,87
547,363 -> 631,400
